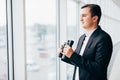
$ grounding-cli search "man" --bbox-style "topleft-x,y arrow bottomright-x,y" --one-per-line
58,4 -> 113,80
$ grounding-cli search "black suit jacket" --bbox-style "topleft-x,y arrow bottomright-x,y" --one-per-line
61,26 -> 113,80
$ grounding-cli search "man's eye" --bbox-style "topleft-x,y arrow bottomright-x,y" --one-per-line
83,14 -> 87,17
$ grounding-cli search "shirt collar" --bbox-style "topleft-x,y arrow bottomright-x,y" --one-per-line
85,28 -> 97,37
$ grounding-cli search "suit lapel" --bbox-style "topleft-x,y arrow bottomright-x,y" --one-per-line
83,26 -> 101,53
77,34 -> 86,54
73,26 -> 102,79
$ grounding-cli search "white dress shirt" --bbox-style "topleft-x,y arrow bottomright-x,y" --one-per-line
75,28 -> 97,80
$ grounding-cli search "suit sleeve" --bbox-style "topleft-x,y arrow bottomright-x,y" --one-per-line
60,37 -> 83,65
70,35 -> 113,76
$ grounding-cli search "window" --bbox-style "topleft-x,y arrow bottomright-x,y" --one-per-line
67,0 -> 77,80
0,0 -> 8,80
25,0 -> 57,80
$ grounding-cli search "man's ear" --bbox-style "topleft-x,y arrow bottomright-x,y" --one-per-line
92,16 -> 98,23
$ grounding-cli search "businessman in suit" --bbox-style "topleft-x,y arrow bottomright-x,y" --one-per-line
58,4 -> 113,80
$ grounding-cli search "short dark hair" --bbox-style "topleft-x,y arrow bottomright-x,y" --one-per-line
81,4 -> 102,24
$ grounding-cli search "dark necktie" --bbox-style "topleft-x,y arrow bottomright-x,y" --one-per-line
72,34 -> 86,80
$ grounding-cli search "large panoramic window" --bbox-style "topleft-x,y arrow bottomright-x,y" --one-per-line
0,0 -> 8,80
25,0 -> 57,80
67,0 -> 77,80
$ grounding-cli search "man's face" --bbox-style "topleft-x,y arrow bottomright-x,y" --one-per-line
80,7 -> 95,29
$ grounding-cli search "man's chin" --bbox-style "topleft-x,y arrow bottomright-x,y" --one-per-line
82,26 -> 86,29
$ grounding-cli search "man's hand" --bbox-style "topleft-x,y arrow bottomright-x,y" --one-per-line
57,45 -> 63,54
63,45 -> 74,58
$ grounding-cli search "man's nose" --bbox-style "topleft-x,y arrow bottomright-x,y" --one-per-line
80,17 -> 83,21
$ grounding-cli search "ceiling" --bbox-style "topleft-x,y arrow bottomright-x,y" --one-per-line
72,0 -> 120,8
112,0 -> 120,7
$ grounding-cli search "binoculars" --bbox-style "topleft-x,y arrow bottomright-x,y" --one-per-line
58,40 -> 74,60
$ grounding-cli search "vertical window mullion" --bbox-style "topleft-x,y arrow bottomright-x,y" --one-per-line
11,0 -> 26,80
59,0 -> 67,80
